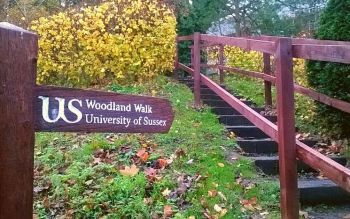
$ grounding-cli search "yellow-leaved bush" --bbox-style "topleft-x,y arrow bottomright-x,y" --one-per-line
207,46 -> 307,85
31,0 -> 176,86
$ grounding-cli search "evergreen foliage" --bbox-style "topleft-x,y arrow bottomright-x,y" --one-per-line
306,0 -> 350,137
175,0 -> 227,64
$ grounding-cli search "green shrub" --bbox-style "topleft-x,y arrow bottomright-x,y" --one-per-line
306,0 -> 350,138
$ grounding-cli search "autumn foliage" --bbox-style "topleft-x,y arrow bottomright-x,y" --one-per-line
31,0 -> 176,86
208,46 -> 307,85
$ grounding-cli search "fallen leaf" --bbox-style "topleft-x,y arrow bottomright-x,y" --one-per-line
163,205 -> 173,217
299,210 -> 309,218
66,179 -> 76,186
43,196 -> 50,208
208,189 -> 217,197
218,192 -> 227,201
220,209 -> 227,217
240,197 -> 258,211
144,198 -> 153,205
136,149 -> 150,162
154,158 -> 168,169
92,157 -> 102,165
162,188 -> 171,197
228,132 -> 236,139
188,216 -> 196,219
119,164 -> 139,177
236,177 -> 243,185
218,163 -> 225,167
260,211 -> 269,216
85,180 -> 93,186
214,204 -> 223,213
166,154 -> 176,165
144,168 -> 157,181
175,148 -> 186,157
187,159 -> 194,164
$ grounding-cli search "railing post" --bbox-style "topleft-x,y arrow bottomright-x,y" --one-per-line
0,23 -> 38,219
190,46 -> 194,69
219,44 -> 225,85
174,40 -> 179,79
275,38 -> 298,219
193,32 -> 201,108
263,53 -> 272,107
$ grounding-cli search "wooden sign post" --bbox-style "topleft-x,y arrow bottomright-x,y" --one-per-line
0,23 -> 174,219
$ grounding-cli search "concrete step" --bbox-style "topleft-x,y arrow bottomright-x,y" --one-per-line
219,115 -> 277,126
253,156 -> 347,175
236,138 -> 317,154
299,178 -> 350,205
225,126 -> 270,139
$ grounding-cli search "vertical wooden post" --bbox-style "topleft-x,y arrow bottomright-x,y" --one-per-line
0,23 -> 38,219
190,46 -> 194,69
275,38 -> 298,219
263,53 -> 272,107
174,40 -> 179,79
193,32 -> 201,108
219,44 -> 225,85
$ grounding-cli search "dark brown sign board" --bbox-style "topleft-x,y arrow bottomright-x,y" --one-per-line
0,22 -> 174,219
35,86 -> 174,133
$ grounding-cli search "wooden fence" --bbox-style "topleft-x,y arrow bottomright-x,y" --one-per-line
175,33 -> 350,219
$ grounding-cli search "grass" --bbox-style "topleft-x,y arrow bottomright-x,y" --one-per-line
223,73 -> 326,136
223,74 -> 275,107
34,76 -> 280,218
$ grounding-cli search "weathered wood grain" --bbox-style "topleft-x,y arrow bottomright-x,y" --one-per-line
200,34 -> 276,54
293,44 -> 350,64
263,53 -> 273,107
294,84 -> 350,114
193,32 -> 201,108
219,45 -> 225,84
0,22 -> 38,219
35,86 -> 174,133
177,35 -> 193,41
251,35 -> 350,46
275,38 -> 299,219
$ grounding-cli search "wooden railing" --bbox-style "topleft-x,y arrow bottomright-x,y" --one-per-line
175,33 -> 350,219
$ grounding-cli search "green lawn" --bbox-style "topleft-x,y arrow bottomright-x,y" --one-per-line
223,73 -> 323,136
34,76 -> 280,218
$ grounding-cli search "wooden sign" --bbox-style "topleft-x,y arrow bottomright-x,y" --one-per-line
0,23 -> 175,219
35,86 -> 174,133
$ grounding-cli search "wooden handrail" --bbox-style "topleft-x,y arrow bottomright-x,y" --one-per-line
201,64 -> 350,114
178,34 -> 350,63
177,62 -> 350,194
292,44 -> 350,64
176,33 -> 350,218
294,85 -> 350,113
177,35 -> 193,41
251,35 -> 350,46
200,34 -> 276,54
